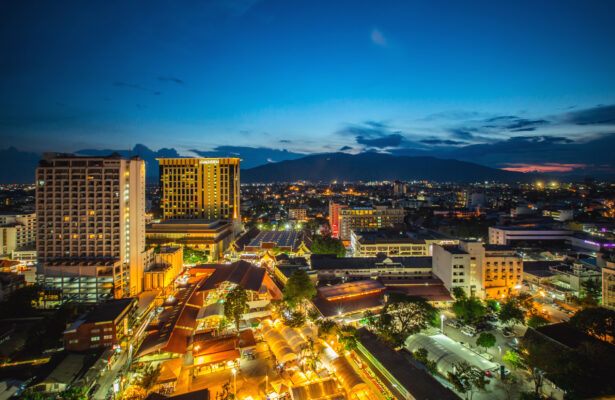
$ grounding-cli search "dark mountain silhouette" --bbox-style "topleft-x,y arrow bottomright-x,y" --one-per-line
242,152 -> 531,183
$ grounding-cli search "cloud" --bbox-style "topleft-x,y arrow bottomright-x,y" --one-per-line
370,28 -> 387,47
501,163 -> 587,173
563,104 -> 615,125
420,138 -> 467,146
158,76 -> 185,85
356,133 -> 403,148
279,139 -> 291,143
339,146 -> 353,151
113,81 -> 161,95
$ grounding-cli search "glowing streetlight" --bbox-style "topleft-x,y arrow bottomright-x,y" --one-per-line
231,368 -> 237,398
440,314 -> 446,334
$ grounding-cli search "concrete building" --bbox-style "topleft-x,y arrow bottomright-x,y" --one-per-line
463,242 -> 523,299
35,153 -> 148,302
603,258 -> 615,311
310,253 -> 432,283
144,246 -> 183,292
432,245 -> 471,295
63,298 -> 136,352
288,208 -> 307,221
350,230 -> 429,257
146,219 -> 233,261
331,203 -> 405,241
489,226 -> 571,246
158,158 -> 241,228
0,212 -> 36,257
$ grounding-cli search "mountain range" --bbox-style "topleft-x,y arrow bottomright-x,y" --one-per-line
0,145 -> 532,184
241,152 -> 529,183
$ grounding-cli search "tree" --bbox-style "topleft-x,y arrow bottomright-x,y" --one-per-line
475,332 -> 496,351
283,269 -> 316,310
316,318 -> 338,342
527,314 -> 549,329
484,299 -> 499,312
372,296 -> 436,347
310,235 -> 346,257
452,286 -> 467,300
412,348 -> 437,375
498,298 -> 525,326
307,308 -> 321,322
581,278 -> 602,302
515,292 -> 535,312
336,325 -> 358,351
299,337 -> 323,372
216,381 -> 235,400
283,310 -> 306,328
0,284 -> 41,317
452,296 -> 486,325
447,361 -> 488,400
569,307 -> 615,341
137,364 -> 162,393
122,386 -> 147,400
224,286 -> 249,332
502,350 -> 524,372
59,386 -> 88,400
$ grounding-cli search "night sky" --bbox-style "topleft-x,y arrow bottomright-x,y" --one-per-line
1,0 -> 615,175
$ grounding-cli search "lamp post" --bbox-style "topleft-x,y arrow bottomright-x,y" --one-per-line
231,368 -> 237,398
440,314 -> 446,334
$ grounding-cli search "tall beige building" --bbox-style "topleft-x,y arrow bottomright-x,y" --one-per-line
337,206 -> 405,241
158,157 -> 241,223
0,212 -> 36,257
36,153 -> 148,302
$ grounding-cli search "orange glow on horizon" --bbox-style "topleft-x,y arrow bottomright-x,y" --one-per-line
501,163 -> 586,173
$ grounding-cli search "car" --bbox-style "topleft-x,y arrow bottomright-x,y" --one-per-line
502,327 -> 515,337
446,319 -> 463,328
484,370 -> 493,378
461,327 -> 477,337
474,322 -> 494,332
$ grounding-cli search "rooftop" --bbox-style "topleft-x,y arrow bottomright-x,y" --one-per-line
84,298 -> 135,324
318,280 -> 385,300
310,254 -> 432,270
440,245 -> 468,255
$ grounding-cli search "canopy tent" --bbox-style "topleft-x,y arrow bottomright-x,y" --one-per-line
280,326 -> 307,353
330,356 -> 368,394
263,327 -> 297,363
405,334 -> 498,373
290,378 -> 344,400
299,324 -> 317,340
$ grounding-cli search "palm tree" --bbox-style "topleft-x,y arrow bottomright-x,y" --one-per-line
299,338 -> 323,372
137,364 -> 162,393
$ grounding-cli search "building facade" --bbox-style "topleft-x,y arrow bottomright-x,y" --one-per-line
0,212 -> 36,257
603,259 -> 615,311
144,246 -> 183,292
334,205 -> 405,241
432,245 -> 471,295
35,153 -> 148,302
350,230 -> 430,257
158,158 -> 241,225
288,208 -> 307,221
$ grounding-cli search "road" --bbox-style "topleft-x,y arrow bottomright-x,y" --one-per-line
93,350 -> 128,400
533,297 -> 571,323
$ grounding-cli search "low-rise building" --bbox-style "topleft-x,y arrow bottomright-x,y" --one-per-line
310,253 -> 432,283
432,244 -> 471,295
288,208 -> 307,221
146,219 -> 233,261
0,212 -> 36,257
312,280 -> 386,322
350,230 -> 429,257
144,246 -> 183,292
489,226 -> 571,246
63,298 -> 136,352
603,258 -> 615,311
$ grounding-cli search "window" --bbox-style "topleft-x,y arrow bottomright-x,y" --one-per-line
103,335 -> 113,340
91,336 -> 100,341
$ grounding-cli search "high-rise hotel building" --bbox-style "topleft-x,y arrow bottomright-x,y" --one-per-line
35,153 -> 148,303
158,158 -> 241,224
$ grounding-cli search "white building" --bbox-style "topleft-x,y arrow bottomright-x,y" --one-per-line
0,213 -> 36,257
432,245 -> 470,295
488,226 -> 570,246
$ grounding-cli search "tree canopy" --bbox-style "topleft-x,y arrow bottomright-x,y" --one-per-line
498,297 -> 526,326
283,269 -> 316,309
224,285 -> 249,331
370,295 -> 436,347
310,235 -> 346,257
475,332 -> 496,350
452,295 -> 486,325
569,307 -> 615,342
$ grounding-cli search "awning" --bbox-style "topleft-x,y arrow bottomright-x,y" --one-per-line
194,349 -> 240,366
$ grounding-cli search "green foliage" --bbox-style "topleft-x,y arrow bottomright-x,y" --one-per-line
452,296 -> 486,325
307,308 -> 321,322
137,364 -> 162,392
0,284 -> 41,317
316,318 -> 338,340
475,332 -> 496,350
485,299 -> 500,312
446,361 -> 488,400
216,381 -> 235,400
569,306 -> 615,341
412,347 -> 437,375
310,235 -> 346,257
498,298 -> 526,326
283,269 -> 316,309
283,311 -> 306,328
372,296 -> 436,347
502,350 -> 524,371
299,337 -> 323,371
183,246 -> 208,264
337,325 -> 358,351
224,286 -> 249,331
527,314 -> 549,329
58,386 -> 88,400
581,278 -> 602,302
452,286 -> 467,300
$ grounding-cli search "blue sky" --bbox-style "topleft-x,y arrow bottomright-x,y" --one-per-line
1,0 -> 615,173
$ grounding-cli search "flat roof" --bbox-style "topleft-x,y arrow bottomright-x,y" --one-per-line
441,245 -> 468,255
318,280 -> 385,300
310,254 -> 432,270
85,298 -> 135,323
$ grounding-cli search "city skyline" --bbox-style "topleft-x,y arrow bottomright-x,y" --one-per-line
2,1 -> 615,176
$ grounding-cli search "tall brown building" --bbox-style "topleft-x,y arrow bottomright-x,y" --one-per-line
158,158 -> 241,223
35,153 -> 148,303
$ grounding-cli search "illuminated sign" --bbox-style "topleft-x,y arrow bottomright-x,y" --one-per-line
199,160 -> 219,164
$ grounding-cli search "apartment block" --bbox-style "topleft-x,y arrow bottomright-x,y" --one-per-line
288,208 -> 307,221
35,153 -> 148,303
330,202 -> 405,241
0,212 -> 36,256
158,158 -> 241,224
432,245 -> 470,295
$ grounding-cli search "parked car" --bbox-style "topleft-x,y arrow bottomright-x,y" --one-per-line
461,326 -> 477,337
502,327 -> 515,337
475,322 -> 494,332
446,319 -> 463,328
485,313 -> 498,322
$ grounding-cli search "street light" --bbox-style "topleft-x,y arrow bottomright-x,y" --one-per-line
231,368 -> 237,398
440,314 -> 446,334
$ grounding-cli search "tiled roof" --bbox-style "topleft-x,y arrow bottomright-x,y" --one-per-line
310,254 -> 432,270
198,261 -> 266,292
